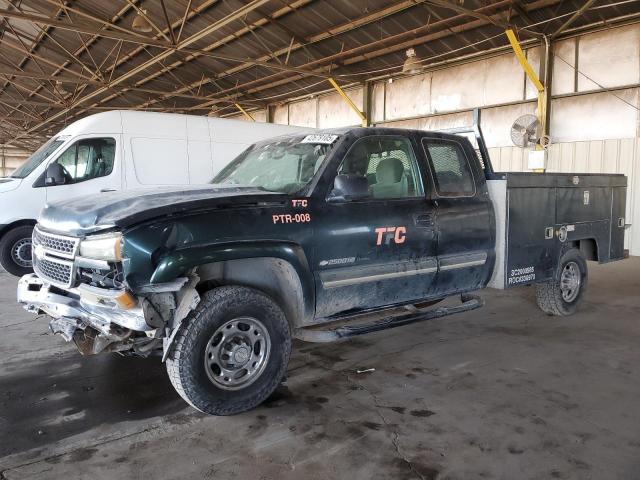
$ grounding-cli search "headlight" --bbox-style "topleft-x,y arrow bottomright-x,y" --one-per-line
79,232 -> 122,261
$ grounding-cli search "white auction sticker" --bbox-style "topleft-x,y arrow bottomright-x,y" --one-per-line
300,134 -> 339,144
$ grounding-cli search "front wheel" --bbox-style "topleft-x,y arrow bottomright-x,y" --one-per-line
536,248 -> 588,316
0,225 -> 34,277
166,286 -> 291,415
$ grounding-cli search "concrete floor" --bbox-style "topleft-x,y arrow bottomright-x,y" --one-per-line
0,259 -> 639,480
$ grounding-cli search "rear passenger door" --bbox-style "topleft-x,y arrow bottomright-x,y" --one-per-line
421,136 -> 494,295
313,134 -> 439,318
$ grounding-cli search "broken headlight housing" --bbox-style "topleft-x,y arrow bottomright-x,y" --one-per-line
79,232 -> 122,261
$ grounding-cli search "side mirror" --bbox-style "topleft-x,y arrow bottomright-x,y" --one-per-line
327,174 -> 370,202
45,163 -> 66,186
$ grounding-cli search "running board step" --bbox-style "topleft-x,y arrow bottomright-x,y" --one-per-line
294,294 -> 483,343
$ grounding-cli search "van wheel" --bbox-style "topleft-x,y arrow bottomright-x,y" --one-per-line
535,248 -> 587,316
0,225 -> 34,277
166,286 -> 291,415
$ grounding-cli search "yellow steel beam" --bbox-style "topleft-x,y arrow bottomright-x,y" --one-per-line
235,103 -> 255,121
506,28 -> 546,129
505,28 -> 547,170
505,29 -> 543,92
328,78 -> 368,127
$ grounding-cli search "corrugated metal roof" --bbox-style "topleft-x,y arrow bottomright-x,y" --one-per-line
0,0 -> 637,147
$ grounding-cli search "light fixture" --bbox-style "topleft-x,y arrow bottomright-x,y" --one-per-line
402,48 -> 423,75
55,80 -> 69,97
132,9 -> 153,33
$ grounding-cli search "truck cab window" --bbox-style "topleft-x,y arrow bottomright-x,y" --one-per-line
52,138 -> 115,185
422,139 -> 475,197
336,136 -> 423,199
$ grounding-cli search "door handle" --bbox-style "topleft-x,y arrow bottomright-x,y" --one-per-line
100,188 -> 116,193
413,213 -> 434,227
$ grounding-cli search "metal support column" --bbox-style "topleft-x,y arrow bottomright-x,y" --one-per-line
362,81 -> 373,127
266,104 -> 276,123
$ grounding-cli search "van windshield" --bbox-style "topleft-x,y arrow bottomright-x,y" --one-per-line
212,134 -> 339,194
10,137 -> 65,179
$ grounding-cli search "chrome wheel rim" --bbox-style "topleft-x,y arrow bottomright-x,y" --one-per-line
560,261 -> 581,302
204,317 -> 271,391
11,238 -> 32,268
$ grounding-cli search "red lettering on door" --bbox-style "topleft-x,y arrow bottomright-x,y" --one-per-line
375,226 -> 407,245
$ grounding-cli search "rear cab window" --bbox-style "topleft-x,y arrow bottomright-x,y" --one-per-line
421,138 -> 475,197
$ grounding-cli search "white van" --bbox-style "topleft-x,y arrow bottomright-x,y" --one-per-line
0,110 -> 311,276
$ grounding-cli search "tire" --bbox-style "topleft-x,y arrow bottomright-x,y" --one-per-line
0,225 -> 34,277
535,248 -> 588,316
166,286 -> 291,415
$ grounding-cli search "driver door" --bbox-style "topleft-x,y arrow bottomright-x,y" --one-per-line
312,134 -> 439,318
45,135 -> 122,204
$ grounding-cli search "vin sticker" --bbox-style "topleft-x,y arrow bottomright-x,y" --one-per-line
508,266 -> 536,285
300,134 -> 339,144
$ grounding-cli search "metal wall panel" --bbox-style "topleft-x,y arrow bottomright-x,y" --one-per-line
273,105 -> 289,125
378,111 -> 472,131
552,39 -> 577,96
385,74 -> 431,120
431,61 -> 486,112
550,89 -> 639,142
288,98 -> 317,127
484,53 -> 525,105
525,46 -> 540,100
371,82 -> 385,123
0,146 -> 30,176
317,87 -> 363,128
578,24 -> 640,92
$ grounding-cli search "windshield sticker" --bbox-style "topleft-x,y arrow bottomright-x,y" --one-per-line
300,134 -> 339,144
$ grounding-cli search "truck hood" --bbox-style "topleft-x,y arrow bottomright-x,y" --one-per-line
0,177 -> 21,192
38,185 -> 286,236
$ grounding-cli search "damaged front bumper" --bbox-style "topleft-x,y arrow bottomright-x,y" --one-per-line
17,274 -> 153,354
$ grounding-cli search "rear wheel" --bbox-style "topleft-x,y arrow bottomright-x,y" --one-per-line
0,225 -> 34,276
536,248 -> 587,316
166,286 -> 291,415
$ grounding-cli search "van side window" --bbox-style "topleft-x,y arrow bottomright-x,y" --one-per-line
422,139 -> 475,197
334,136 -> 423,200
52,138 -> 115,184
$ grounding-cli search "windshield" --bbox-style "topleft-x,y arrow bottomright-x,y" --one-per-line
212,134 -> 339,194
10,137 -> 65,179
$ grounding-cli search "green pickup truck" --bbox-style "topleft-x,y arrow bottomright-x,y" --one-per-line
18,127 -> 627,415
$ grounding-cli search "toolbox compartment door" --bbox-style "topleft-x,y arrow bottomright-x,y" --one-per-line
505,187 -> 557,287
610,187 -> 626,260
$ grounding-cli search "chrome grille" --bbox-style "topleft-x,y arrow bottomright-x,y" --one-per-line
33,255 -> 74,288
33,227 -> 79,259
32,226 -> 79,287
